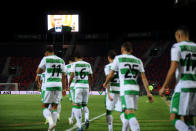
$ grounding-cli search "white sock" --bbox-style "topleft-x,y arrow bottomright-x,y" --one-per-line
52,111 -> 58,124
122,118 -> 129,131
120,113 -> 124,123
129,117 -> 140,131
175,120 -> 189,131
120,113 -> 129,131
43,108 -> 53,125
70,108 -> 74,120
48,104 -> 52,111
189,125 -> 196,131
82,106 -> 89,121
57,103 -> 61,119
106,114 -> 113,131
73,107 -> 82,128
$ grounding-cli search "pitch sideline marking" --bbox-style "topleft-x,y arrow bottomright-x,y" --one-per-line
65,113 -> 106,131
160,96 -> 170,108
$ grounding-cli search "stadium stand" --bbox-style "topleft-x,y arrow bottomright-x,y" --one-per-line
0,57 -> 6,74
145,41 -> 171,92
10,57 -> 41,90
3,40 -> 173,92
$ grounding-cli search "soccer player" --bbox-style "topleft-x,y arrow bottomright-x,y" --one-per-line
104,49 -> 125,131
103,42 -> 154,131
65,57 -> 76,125
159,26 -> 196,131
68,52 -> 93,131
36,45 -> 67,131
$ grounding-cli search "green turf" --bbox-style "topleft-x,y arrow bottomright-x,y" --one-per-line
0,95 -> 194,131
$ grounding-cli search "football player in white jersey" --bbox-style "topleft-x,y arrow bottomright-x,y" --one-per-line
104,49 -> 126,131
65,57 -> 76,125
36,45 -> 67,131
160,26 -> 196,131
103,42 -> 154,131
68,53 -> 93,131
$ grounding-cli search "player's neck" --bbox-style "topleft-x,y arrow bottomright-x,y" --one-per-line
122,51 -> 131,55
47,52 -> 55,56
178,37 -> 189,42
109,60 -> 113,63
76,58 -> 83,61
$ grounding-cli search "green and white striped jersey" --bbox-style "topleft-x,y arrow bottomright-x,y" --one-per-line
104,63 -> 120,94
65,63 -> 75,89
70,60 -> 93,89
171,41 -> 196,92
111,54 -> 144,94
41,72 -> 46,91
38,55 -> 66,91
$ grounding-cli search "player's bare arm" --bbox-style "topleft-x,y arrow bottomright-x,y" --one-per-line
68,72 -> 74,90
103,70 -> 115,88
62,73 -> 67,96
159,61 -> 178,96
141,72 -> 154,103
106,83 -> 113,101
35,68 -> 43,90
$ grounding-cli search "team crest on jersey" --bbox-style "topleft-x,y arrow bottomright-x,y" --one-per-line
172,108 -> 177,112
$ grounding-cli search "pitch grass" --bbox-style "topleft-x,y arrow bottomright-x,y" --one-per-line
0,95 -> 194,131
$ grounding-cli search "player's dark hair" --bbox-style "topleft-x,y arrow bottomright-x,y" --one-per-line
176,25 -> 190,36
107,49 -> 117,60
45,45 -> 54,53
74,51 -> 83,58
121,41 -> 133,52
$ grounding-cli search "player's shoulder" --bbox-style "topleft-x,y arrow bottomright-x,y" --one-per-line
79,60 -> 91,66
172,42 -> 184,48
104,63 -> 111,69
129,54 -> 141,61
171,41 -> 196,48
65,63 -> 71,69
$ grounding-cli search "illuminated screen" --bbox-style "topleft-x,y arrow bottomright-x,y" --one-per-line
47,15 -> 79,32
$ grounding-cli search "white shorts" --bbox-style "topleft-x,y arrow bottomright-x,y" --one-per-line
43,91 -> 62,104
106,92 -> 122,112
121,95 -> 138,110
179,91 -> 196,116
73,88 -> 89,105
170,88 -> 196,116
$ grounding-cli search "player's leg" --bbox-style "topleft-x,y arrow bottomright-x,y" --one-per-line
116,94 -> 129,131
49,90 -> 62,131
106,109 -> 113,131
82,88 -> 90,129
184,116 -> 196,131
180,92 -> 196,131
120,112 -> 129,131
170,92 -> 189,131
68,102 -> 75,125
51,103 -> 58,124
69,88 -> 75,125
48,104 -> 52,111
57,101 -> 61,121
43,91 -> 56,131
106,92 -> 115,131
73,88 -> 83,131
41,90 -> 49,124
122,94 -> 140,131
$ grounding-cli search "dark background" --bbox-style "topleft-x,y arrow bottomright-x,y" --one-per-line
0,0 -> 196,56
0,0 -> 196,38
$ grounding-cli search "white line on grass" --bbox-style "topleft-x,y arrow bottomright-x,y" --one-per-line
160,97 -> 170,108
65,113 -> 106,131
